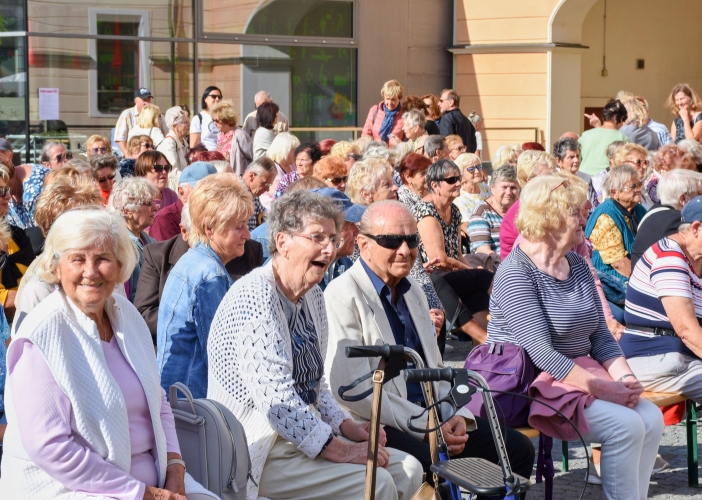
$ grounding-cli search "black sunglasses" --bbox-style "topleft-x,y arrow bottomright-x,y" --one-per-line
207,94 -> 223,100
97,173 -> 117,183
326,176 -> 348,186
363,233 -> 420,250
347,153 -> 362,161
441,176 -> 461,185
153,164 -> 173,173
0,187 -> 11,198
55,152 -> 73,162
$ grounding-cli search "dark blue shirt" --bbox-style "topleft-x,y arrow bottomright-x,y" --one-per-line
360,258 -> 427,403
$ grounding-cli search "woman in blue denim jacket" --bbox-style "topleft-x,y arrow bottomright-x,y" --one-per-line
157,173 -> 253,398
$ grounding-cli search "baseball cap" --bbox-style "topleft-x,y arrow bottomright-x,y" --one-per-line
180,162 -> 217,187
681,195 -> 702,224
0,138 -> 11,152
135,88 -> 153,99
312,187 -> 366,223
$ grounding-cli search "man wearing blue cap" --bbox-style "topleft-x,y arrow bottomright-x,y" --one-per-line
311,187 -> 366,290
150,161 -> 217,241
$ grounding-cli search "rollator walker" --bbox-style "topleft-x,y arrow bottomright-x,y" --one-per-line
338,344 -> 531,500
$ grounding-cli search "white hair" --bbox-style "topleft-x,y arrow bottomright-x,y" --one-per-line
402,109 -> 426,129
678,139 -> 702,165
210,160 -> 231,173
181,202 -> 192,233
393,141 -> 413,169
266,132 -> 300,164
658,169 -> 702,208
108,177 -> 158,216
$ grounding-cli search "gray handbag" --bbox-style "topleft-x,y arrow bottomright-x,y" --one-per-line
169,382 -> 254,500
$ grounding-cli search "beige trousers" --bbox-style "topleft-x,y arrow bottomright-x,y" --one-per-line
258,436 -> 424,500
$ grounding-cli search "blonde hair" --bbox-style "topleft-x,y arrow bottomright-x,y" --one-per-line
623,97 -> 648,126
330,141 -> 360,159
188,173 -> 254,246
445,135 -> 464,150
516,150 -> 556,187
210,99 -> 238,127
137,104 -> 161,129
492,144 -> 522,170
43,165 -> 87,187
454,153 -> 481,171
667,83 -> 702,114
35,175 -> 102,236
85,134 -> 111,152
468,111 -> 482,125
346,158 -> 393,205
266,132 -> 300,164
127,135 -> 153,155
613,143 -> 648,166
108,177 -> 158,216
516,172 -> 587,241
380,79 -> 404,100
36,209 -> 137,286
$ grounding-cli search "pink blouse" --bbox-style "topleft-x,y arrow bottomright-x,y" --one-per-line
10,337 -> 180,499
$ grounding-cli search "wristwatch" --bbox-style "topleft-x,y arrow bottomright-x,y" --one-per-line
167,458 -> 187,471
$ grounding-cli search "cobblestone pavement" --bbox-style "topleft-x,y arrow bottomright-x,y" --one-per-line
443,338 -> 701,499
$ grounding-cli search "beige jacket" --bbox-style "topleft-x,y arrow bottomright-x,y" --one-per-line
324,260 -> 476,442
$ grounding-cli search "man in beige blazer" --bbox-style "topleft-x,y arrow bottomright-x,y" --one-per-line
324,200 -> 534,495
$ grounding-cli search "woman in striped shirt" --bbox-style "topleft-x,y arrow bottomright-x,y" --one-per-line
487,174 -> 663,500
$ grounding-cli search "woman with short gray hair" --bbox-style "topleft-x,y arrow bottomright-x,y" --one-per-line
207,189 -> 422,500
401,109 -> 427,149
157,106 -> 190,190
467,165 -> 519,256
586,164 -> 647,313
412,159 -> 493,343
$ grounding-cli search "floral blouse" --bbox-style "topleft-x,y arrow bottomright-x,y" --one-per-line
8,165 -> 50,229
411,200 -> 462,263
216,129 -> 234,163
275,171 -> 300,199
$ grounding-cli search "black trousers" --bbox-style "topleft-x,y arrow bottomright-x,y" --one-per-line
385,417 -> 534,500
430,269 -> 493,328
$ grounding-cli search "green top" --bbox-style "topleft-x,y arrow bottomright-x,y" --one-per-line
578,127 -> 629,176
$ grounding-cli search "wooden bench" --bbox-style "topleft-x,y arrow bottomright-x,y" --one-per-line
515,391 -> 700,487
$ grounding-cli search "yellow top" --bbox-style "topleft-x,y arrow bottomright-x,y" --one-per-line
0,238 -> 28,306
589,214 -> 629,265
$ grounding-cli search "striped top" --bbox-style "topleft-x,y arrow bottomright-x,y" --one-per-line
487,246 -> 623,380
621,237 -> 699,358
468,200 -> 503,254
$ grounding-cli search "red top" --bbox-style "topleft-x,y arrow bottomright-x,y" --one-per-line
149,198 -> 183,242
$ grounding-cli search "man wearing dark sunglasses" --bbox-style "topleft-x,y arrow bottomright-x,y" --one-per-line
324,200 -> 534,493
39,142 -> 72,171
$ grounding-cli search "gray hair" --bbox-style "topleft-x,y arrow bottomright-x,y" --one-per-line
489,165 -> 518,188
108,177 -> 158,216
267,190 -> 345,257
658,169 -> 702,208
552,137 -> 580,161
35,209 -> 138,286
39,141 -> 65,163
181,202 -> 192,233
165,106 -> 189,129
678,139 -> 702,165
426,159 -> 460,194
358,200 -> 414,234
424,135 -> 445,158
362,140 -> 387,156
402,109 -> 426,129
393,141 -> 413,169
603,164 -> 640,194
246,156 -> 277,176
89,154 -> 118,178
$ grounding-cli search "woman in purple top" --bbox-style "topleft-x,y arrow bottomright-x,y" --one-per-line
135,150 -> 179,213
1,209 -> 215,499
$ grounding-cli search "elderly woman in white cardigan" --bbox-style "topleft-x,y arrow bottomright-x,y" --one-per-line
1,209 -> 216,500
207,191 -> 422,500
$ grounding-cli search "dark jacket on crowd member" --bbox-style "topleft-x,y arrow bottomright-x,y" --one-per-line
630,203 -> 682,269
439,108 -> 477,153
134,235 -> 264,339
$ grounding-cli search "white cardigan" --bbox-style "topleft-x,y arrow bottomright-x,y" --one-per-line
207,262 -> 351,500
1,291 -> 168,499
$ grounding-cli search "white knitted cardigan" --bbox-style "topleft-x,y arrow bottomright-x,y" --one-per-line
207,262 -> 352,500
1,290 -> 168,499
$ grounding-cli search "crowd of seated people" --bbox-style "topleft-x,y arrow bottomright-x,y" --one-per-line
2,80 -> 702,500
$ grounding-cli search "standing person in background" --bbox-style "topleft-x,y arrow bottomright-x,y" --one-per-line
438,89 -> 477,154
668,83 -> 702,143
469,111 -> 483,158
211,99 -> 252,175
619,97 -> 660,151
157,107 -> 190,190
242,90 -> 289,136
362,79 -> 406,145
579,99 -> 629,176
189,86 -> 222,150
422,94 -> 442,129
114,88 -> 168,157
253,102 -> 280,160
126,104 -> 166,146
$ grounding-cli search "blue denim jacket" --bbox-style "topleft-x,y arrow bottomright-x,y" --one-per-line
157,242 -> 234,398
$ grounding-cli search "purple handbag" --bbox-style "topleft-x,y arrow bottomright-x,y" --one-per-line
463,342 -> 535,428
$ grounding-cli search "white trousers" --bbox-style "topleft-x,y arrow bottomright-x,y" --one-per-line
582,398 -> 664,500
258,436 -> 424,500
627,352 -> 702,404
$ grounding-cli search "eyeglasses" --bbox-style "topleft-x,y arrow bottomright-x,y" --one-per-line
153,164 -> 173,174
97,173 -> 116,183
363,233 -> 421,250
622,182 -> 643,192
140,142 -> 153,149
628,159 -> 650,167
90,147 -> 110,154
253,172 -> 272,188
213,119 -> 222,124
466,164 -> 483,173
54,152 -> 73,162
0,187 -> 12,198
347,153 -> 362,161
293,232 -> 340,249
141,200 -> 154,207
207,94 -> 223,100
440,176 -> 461,185
326,176 -> 348,186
